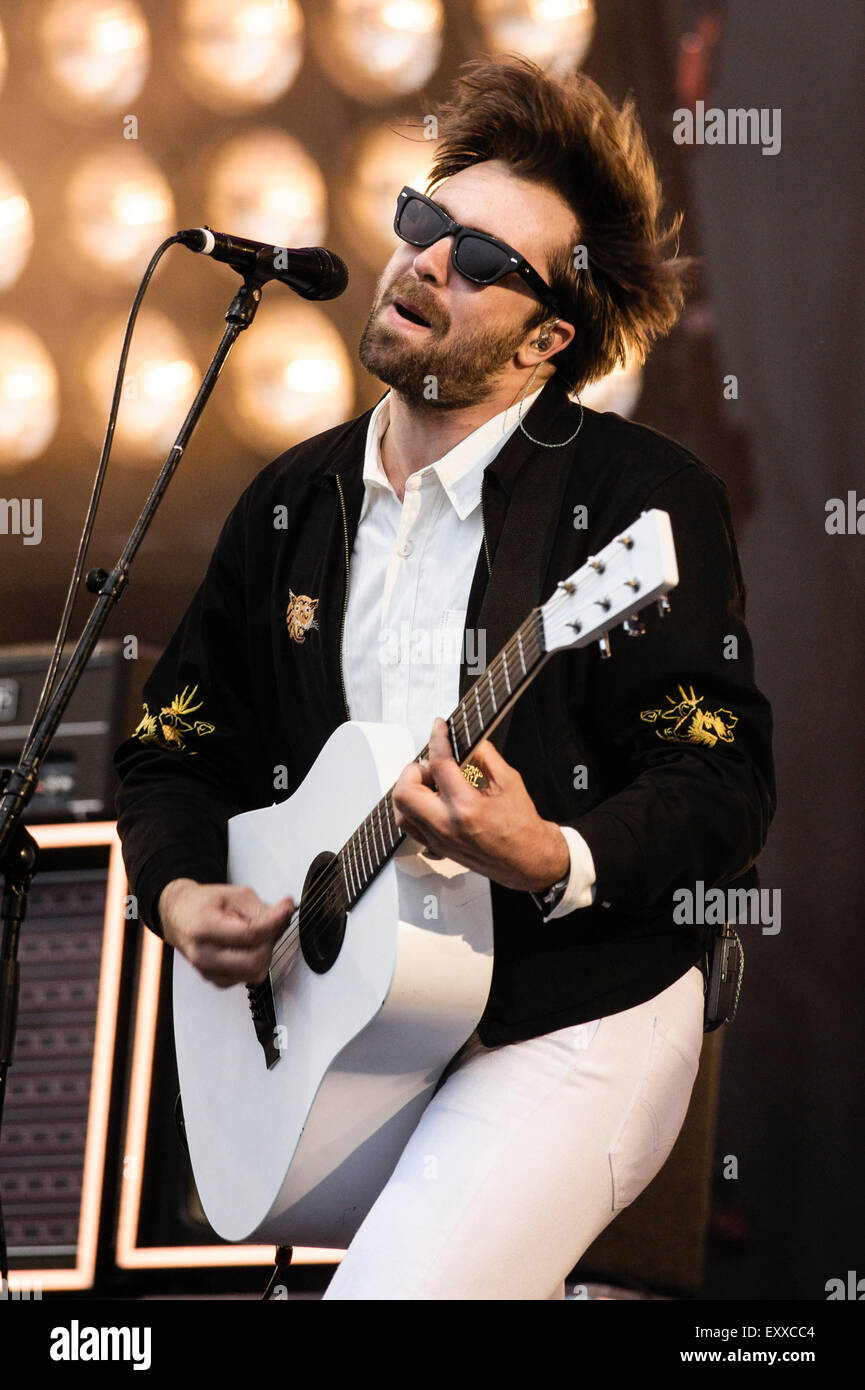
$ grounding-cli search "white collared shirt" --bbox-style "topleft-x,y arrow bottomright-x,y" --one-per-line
340,388 -> 595,918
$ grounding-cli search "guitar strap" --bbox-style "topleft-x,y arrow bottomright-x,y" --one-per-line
460,431 -> 575,760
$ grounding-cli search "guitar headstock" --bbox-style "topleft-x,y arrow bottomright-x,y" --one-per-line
541,509 -> 678,656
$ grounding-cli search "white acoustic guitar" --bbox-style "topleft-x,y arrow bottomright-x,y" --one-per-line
172,509 -> 678,1246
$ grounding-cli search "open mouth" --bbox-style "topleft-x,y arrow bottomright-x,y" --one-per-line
392,299 -> 432,328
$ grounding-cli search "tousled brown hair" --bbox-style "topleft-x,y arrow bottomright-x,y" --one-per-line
425,54 -> 696,393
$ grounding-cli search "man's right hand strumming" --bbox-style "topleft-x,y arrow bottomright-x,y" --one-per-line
158,879 -> 295,989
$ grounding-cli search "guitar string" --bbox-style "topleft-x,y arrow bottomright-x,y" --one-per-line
258,564 -> 636,987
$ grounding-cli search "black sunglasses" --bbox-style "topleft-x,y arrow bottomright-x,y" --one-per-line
394,186 -> 564,318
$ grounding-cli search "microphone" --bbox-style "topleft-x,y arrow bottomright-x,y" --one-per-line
177,226 -> 349,300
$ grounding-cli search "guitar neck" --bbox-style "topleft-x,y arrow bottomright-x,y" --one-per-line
337,608 -> 547,910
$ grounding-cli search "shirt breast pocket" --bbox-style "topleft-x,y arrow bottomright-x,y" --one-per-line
434,608 -> 468,716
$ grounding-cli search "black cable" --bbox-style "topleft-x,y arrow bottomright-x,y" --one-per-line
22,234 -> 184,763
261,1246 -> 294,1300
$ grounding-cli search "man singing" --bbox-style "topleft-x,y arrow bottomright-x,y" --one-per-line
114,54 -> 775,1299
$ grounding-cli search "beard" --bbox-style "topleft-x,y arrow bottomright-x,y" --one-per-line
358,274 -> 546,410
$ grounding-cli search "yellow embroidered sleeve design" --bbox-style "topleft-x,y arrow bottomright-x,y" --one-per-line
286,590 -> 319,643
640,683 -> 738,748
133,684 -> 216,753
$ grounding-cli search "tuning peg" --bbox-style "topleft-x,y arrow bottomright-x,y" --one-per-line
598,634 -> 611,659
622,616 -> 646,637
657,596 -> 671,617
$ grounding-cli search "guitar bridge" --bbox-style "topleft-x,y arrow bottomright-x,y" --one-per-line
246,977 -> 280,1069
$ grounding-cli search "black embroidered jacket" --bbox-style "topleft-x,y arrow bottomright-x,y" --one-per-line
113,377 -> 776,1045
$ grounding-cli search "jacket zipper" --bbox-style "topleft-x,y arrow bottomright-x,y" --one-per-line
481,476 -> 492,577
334,473 -> 352,721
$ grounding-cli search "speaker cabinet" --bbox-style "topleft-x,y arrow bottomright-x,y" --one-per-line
0,823 -> 129,1294
0,641 -> 157,823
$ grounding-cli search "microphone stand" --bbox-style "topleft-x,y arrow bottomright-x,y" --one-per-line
0,277 -> 263,1284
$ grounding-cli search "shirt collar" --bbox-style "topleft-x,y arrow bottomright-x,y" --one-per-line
359,384 -> 546,524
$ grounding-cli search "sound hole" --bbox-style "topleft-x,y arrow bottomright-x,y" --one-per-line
299,851 -> 347,974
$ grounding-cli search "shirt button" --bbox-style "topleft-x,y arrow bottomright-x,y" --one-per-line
397,540 -> 413,556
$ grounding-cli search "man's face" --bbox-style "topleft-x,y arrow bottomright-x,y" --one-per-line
358,160 -> 576,410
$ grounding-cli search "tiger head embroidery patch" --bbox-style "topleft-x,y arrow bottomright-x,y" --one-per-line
286,590 -> 320,644
640,683 -> 738,748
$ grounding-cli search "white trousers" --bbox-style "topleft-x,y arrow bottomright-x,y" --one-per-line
322,963 -> 706,1300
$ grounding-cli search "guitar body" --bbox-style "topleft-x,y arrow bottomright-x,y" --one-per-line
172,719 -> 495,1246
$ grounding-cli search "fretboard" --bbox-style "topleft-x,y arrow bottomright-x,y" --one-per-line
336,608 -> 547,909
